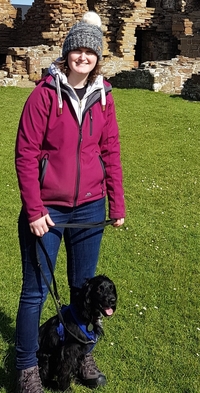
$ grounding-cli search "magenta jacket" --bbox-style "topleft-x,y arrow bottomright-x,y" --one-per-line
15,74 -> 125,223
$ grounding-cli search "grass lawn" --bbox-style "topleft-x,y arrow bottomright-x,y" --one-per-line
0,86 -> 199,393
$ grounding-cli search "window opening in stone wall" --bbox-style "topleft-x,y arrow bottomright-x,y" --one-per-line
134,29 -> 143,65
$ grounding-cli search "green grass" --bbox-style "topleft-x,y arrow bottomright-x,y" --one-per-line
0,86 -> 200,393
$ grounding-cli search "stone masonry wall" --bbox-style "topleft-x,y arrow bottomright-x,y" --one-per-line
108,55 -> 200,97
15,0 -> 88,48
1,0 -> 200,98
1,0 -> 200,68
2,45 -> 60,86
0,0 -> 17,52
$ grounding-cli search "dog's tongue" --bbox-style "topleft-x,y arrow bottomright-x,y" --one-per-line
105,308 -> 113,316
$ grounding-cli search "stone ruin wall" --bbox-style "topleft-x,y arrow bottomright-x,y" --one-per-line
108,55 -> 200,100
0,0 -> 200,99
0,0 -> 17,53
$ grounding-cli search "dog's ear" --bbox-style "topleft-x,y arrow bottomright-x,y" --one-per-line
82,280 -> 93,304
78,279 -> 94,321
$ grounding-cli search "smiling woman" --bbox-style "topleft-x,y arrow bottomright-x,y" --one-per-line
14,10 -> 125,393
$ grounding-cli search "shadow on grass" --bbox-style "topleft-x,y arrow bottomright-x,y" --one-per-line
170,93 -> 198,102
0,310 -> 16,392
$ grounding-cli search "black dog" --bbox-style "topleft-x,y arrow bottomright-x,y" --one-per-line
37,274 -> 117,391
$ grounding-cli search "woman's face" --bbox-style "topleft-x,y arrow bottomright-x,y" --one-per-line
67,47 -> 98,76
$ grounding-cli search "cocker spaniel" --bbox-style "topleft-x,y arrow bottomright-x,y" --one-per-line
37,274 -> 117,391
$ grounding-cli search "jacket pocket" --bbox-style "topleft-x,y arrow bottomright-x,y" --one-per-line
39,154 -> 49,187
98,155 -> 106,180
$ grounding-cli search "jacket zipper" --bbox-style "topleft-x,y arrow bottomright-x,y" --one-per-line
77,97 -> 82,125
59,88 -> 101,205
74,98 -> 83,205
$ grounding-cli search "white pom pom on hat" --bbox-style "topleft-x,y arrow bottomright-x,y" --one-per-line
81,11 -> 102,28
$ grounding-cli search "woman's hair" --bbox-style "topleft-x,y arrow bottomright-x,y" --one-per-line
54,55 -> 102,83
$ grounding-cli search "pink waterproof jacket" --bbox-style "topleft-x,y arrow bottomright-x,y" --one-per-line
15,74 -> 125,223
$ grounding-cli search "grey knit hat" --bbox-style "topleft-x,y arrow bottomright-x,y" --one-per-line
62,11 -> 103,59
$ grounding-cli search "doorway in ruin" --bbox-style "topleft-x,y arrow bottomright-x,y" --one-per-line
134,29 -> 143,65
134,28 -> 154,65
135,27 -> 180,65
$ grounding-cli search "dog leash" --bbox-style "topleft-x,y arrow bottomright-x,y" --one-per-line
38,219 -> 115,304
50,219 -> 116,229
37,218 -> 115,307
36,238 -> 97,345
36,219 -> 115,344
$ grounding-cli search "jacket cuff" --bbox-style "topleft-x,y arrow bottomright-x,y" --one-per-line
27,207 -> 49,223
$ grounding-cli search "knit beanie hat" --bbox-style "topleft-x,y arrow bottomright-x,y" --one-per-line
62,11 -> 103,59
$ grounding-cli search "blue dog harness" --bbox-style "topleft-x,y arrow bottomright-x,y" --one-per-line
56,304 -> 98,352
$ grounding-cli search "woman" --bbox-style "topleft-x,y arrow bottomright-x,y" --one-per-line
15,11 -> 125,393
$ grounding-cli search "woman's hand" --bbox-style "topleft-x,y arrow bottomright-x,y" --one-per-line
112,218 -> 124,227
29,214 -> 55,237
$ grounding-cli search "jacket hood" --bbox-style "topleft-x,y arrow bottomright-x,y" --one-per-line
48,60 -> 106,115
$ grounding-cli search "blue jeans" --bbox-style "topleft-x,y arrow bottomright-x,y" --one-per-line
16,198 -> 105,369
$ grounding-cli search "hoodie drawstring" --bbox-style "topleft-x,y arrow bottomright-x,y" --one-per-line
55,73 -> 63,115
101,86 -> 106,111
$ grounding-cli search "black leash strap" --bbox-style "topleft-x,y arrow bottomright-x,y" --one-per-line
36,237 -> 62,311
36,238 -> 98,344
36,237 -> 60,305
36,219 -> 115,344
37,219 -> 115,302
36,237 -> 90,343
52,219 -> 116,229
